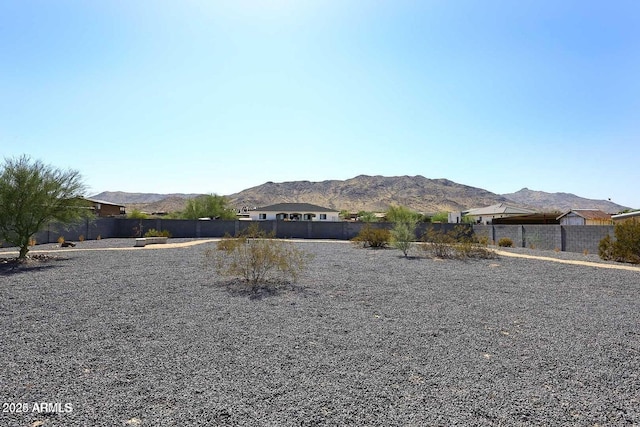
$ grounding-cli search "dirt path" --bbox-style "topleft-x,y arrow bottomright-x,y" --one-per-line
494,249 -> 640,272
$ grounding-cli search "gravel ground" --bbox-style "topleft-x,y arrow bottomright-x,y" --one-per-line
1,239 -> 639,426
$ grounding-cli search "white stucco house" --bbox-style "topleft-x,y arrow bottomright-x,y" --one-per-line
249,203 -> 341,221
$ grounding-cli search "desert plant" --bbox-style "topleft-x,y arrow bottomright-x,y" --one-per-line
498,237 -> 514,247
127,209 -> 148,219
209,235 -> 310,289
238,222 -> 269,238
144,228 -> 172,238
57,236 -> 65,244
182,194 -> 236,220
453,240 -> 497,259
386,205 -> 422,224
0,155 -> 90,259
421,226 -> 457,258
391,221 -> 416,257
356,211 -> 378,223
430,211 -> 449,223
422,225 -> 495,259
599,221 -> 640,264
352,225 -> 391,248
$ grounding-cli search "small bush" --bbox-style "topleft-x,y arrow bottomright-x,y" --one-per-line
57,236 -> 65,244
217,233 -> 241,251
422,226 -> 496,259
208,233 -> 311,290
390,222 -> 416,257
453,240 -> 497,259
599,221 -> 640,264
238,222 -> 269,238
78,235 -> 85,242
421,227 -> 457,258
352,225 -> 391,248
498,238 -> 514,247
144,229 -> 172,238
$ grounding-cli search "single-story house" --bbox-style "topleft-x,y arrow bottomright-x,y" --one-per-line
451,203 -> 536,225
249,203 -> 340,221
611,210 -> 640,224
556,209 -> 612,226
85,198 -> 126,217
492,213 -> 560,225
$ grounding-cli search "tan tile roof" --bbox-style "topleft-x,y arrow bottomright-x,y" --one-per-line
558,209 -> 611,220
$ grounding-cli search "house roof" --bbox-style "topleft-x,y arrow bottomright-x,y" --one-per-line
255,203 -> 338,213
464,203 -> 536,216
84,198 -> 125,208
556,209 -> 611,221
612,210 -> 640,220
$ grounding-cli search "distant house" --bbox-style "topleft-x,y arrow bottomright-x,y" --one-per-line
249,203 -> 340,221
452,203 -> 536,225
492,213 -> 560,225
556,209 -> 611,226
611,210 -> 640,224
85,198 -> 126,217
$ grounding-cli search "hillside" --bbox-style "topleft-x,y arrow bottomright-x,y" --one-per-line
90,175 -> 630,215
503,188 -> 627,214
227,175 -> 510,213
91,191 -> 202,204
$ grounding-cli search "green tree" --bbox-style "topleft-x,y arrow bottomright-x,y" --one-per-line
430,211 -> 449,223
386,206 -> 419,257
357,211 -> 378,222
181,194 -> 236,220
127,209 -> 148,219
385,205 -> 421,224
390,221 -> 415,257
0,155 -> 89,259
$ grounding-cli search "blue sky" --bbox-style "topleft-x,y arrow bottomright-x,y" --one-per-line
1,1 -> 639,208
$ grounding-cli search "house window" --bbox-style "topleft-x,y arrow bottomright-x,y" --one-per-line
259,213 -> 267,220
320,214 -> 327,220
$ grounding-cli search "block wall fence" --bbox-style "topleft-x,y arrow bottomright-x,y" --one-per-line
3,218 -> 615,255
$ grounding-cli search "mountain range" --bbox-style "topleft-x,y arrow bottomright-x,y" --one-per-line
91,175 -> 629,215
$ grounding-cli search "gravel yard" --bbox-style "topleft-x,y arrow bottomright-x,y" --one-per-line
1,239 -> 639,426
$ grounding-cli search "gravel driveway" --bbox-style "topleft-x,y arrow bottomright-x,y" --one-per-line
1,239 -> 639,426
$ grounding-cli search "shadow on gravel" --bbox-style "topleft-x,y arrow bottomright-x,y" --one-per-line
0,255 -> 67,276
210,279 -> 312,300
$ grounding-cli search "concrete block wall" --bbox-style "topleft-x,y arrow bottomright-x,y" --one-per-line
562,225 -> 613,255
522,225 -> 562,251
472,224 -> 614,254
1,219 -> 616,256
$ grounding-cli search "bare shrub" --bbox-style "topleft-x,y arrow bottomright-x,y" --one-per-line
599,221 -> 640,264
352,225 -> 391,248
207,229 -> 311,290
498,238 -> 514,247
422,226 -> 496,260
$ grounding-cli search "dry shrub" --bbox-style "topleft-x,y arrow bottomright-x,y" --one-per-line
208,227 -> 311,289
422,226 -> 496,260
352,225 -> 391,248
599,221 -> 640,264
498,237 -> 514,247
